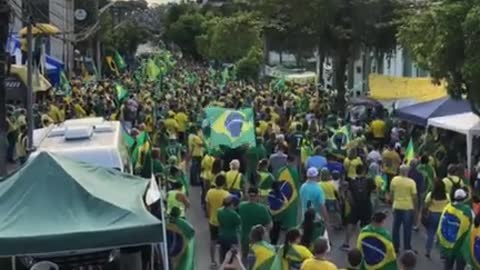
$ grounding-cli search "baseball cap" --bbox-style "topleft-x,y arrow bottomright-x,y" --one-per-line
454,189 -> 468,201
307,167 -> 319,178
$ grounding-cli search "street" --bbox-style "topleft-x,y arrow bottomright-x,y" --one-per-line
187,186 -> 444,269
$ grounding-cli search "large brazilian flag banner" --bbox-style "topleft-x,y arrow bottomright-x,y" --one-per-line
204,106 -> 256,148
167,217 -> 196,270
357,225 -> 397,270
268,166 -> 301,229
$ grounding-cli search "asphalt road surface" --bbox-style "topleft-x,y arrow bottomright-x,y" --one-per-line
187,186 -> 445,270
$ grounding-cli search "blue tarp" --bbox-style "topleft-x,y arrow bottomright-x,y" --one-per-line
395,97 -> 471,126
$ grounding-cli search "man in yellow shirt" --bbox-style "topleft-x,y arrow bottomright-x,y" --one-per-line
382,142 -> 402,190
442,164 -> 464,197
190,126 -> 205,186
164,111 -> 180,136
174,108 -> 189,142
300,238 -> 338,270
369,116 -> 386,146
390,165 -> 417,252
205,175 -> 230,267
344,149 -> 363,180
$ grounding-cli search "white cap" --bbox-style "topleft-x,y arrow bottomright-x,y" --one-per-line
307,167 -> 319,178
454,189 -> 467,201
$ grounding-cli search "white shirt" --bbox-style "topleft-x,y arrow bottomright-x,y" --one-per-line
367,150 -> 382,164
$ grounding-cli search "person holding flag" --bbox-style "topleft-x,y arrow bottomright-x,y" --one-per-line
272,228 -> 313,270
437,188 -> 472,270
357,211 -> 397,270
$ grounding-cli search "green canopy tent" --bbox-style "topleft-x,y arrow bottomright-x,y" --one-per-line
0,152 -> 164,256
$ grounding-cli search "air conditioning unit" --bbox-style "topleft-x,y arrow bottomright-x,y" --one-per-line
64,126 -> 94,140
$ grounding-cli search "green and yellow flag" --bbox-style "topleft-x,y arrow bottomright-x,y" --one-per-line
58,70 -> 71,96
146,58 -> 161,81
250,241 -> 276,270
271,244 -> 311,270
167,217 -> 196,270
404,138 -> 415,164
357,224 -> 397,270
268,166 -> 301,230
114,83 -> 129,104
114,50 -> 127,71
204,106 -> 256,148
437,203 -> 472,258
131,132 -> 152,178
462,224 -> 480,269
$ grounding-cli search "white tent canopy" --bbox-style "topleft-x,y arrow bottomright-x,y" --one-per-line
427,112 -> 480,170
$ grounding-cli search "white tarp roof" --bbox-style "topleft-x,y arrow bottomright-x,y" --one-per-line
427,112 -> 480,136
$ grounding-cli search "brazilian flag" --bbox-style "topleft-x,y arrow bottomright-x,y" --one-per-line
204,106 -> 256,149
462,224 -> 480,269
58,70 -> 71,96
250,241 -> 276,270
271,244 -> 312,270
357,224 -> 397,270
329,124 -> 352,159
268,166 -> 301,230
437,203 -> 472,257
131,132 -> 152,178
167,217 -> 196,270
114,50 -> 127,72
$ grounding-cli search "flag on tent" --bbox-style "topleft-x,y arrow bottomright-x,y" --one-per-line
268,166 -> 301,230
146,58 -> 161,81
114,50 -> 127,71
167,217 -> 196,270
114,83 -> 129,104
58,70 -> 71,95
462,224 -> 480,269
404,138 -> 415,164
357,224 -> 397,270
204,106 -> 256,148
131,132 -> 152,178
250,241 -> 276,270
106,56 -> 119,77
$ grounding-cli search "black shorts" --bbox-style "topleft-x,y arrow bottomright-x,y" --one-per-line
348,206 -> 372,227
209,224 -> 219,241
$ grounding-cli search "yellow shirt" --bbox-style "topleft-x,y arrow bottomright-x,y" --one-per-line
382,150 -> 401,175
48,105 -> 61,123
258,120 -> 268,136
225,170 -> 242,190
301,258 -> 338,270
174,112 -> 189,132
201,154 -> 215,182
164,118 -> 180,135
319,181 -> 337,200
370,119 -> 386,139
206,188 -> 230,226
390,176 -> 417,210
442,175 -> 464,196
425,192 -> 449,213
191,134 -> 204,157
74,104 -> 87,118
344,157 -> 363,179
271,112 -> 280,123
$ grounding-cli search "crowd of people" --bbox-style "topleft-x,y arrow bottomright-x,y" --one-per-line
7,51 -> 480,270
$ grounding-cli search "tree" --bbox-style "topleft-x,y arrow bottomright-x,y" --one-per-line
235,46 -> 263,80
166,12 -> 206,57
196,13 -> 262,63
398,0 -> 480,115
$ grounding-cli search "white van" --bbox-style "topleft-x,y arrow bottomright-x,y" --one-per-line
31,117 -> 133,173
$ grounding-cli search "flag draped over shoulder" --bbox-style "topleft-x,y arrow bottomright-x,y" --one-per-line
131,132 -> 152,178
462,224 -> 480,269
437,203 -> 472,257
271,244 -> 310,270
268,166 -> 301,229
167,217 -> 196,270
404,138 -> 415,164
357,225 -> 397,270
250,241 -> 276,270
204,106 -> 256,148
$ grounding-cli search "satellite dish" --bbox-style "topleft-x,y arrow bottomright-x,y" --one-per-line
74,9 -> 87,21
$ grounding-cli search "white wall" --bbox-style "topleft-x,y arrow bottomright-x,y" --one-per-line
49,0 -> 66,61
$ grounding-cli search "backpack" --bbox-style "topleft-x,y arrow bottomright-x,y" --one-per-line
349,177 -> 371,203
447,177 -> 462,198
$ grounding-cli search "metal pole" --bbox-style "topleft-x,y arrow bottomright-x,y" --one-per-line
95,0 -> 102,79
0,0 -> 10,177
26,16 -> 34,151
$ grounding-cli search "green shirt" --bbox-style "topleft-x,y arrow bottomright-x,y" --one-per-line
238,201 -> 272,239
217,207 -> 241,240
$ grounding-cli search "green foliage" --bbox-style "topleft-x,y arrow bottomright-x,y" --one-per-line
398,0 -> 480,114
235,46 -> 263,80
197,13 -> 262,63
166,13 -> 206,57
100,13 -> 149,56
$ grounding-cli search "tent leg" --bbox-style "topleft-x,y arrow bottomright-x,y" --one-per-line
11,257 -> 15,270
150,244 -> 154,270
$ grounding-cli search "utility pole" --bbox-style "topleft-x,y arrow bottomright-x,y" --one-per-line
0,0 -> 10,176
26,7 -> 34,151
95,0 -> 102,79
